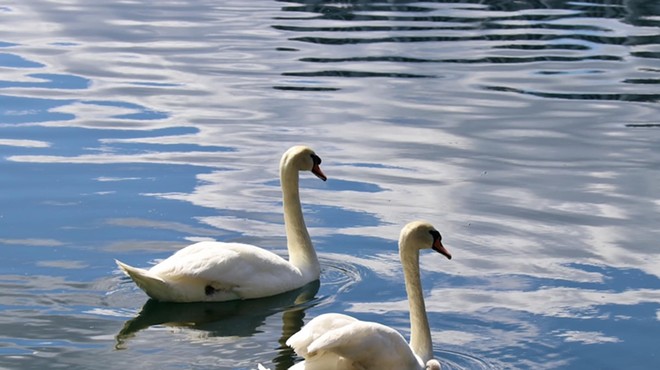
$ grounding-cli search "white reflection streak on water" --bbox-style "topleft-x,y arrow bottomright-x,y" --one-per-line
356,287 -> 660,319
0,139 -> 50,147
555,330 -> 621,344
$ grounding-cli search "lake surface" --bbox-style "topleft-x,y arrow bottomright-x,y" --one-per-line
1,0 -> 659,369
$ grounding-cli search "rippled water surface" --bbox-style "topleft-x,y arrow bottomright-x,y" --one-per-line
1,1 -> 660,369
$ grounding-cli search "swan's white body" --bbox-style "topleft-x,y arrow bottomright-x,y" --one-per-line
115,145 -> 327,302
285,221 -> 451,370
116,242 -> 313,302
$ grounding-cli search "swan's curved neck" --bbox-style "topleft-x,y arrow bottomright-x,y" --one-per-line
281,158 -> 320,281
400,242 -> 433,363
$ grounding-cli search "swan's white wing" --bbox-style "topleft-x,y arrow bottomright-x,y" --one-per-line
288,313 -> 423,370
148,241 -> 304,300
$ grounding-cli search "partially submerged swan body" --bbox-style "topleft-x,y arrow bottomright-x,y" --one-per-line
285,221 -> 451,370
115,145 -> 327,302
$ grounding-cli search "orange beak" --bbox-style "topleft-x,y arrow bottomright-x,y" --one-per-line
432,238 -> 452,260
312,164 -> 327,181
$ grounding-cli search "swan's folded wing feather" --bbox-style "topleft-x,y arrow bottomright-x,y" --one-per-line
287,313 -> 358,357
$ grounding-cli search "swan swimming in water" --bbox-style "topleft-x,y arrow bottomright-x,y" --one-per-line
284,221 -> 451,370
115,145 -> 327,302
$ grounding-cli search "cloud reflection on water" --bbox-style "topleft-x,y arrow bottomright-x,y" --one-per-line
2,0 -> 660,369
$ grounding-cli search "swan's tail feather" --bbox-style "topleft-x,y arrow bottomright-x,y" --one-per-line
115,259 -> 169,300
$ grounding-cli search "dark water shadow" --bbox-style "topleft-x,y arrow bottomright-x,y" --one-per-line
115,280 -> 320,367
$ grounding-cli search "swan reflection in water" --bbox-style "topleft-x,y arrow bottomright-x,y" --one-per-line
116,280 -> 320,368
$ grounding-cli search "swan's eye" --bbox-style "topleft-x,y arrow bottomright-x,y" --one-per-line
311,154 -> 322,165
429,230 -> 441,241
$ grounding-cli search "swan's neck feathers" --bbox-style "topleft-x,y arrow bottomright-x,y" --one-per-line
281,158 -> 320,281
400,242 -> 433,363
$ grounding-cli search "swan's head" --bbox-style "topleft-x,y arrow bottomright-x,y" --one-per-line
281,145 -> 327,181
399,221 -> 452,260
426,359 -> 442,370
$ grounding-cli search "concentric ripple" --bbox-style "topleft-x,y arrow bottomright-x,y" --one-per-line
438,349 -> 502,370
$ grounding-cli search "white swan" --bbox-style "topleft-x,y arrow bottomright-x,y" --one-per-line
115,145 -> 327,302
285,221 -> 452,370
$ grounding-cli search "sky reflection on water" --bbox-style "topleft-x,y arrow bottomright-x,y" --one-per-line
1,0 -> 660,369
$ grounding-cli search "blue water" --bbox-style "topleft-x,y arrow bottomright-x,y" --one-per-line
1,0 -> 659,369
